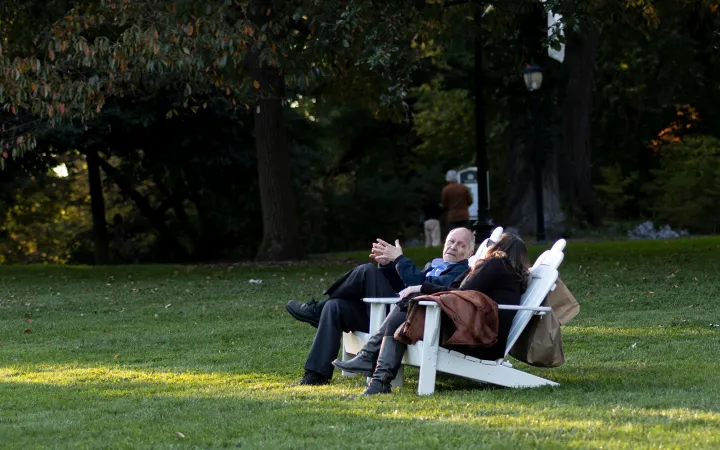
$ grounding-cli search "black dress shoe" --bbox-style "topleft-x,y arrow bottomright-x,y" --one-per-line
285,298 -> 325,328
297,370 -> 329,386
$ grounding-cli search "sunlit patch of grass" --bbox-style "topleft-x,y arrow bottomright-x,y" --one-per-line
1,237 -> 720,448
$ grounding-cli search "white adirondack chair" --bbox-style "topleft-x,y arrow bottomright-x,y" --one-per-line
340,227 -> 505,385
341,237 -> 567,395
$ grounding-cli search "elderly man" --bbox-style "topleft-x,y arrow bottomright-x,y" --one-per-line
288,227 -> 474,385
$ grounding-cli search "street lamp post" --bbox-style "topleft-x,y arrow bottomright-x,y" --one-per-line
473,4 -> 493,240
523,61 -> 547,244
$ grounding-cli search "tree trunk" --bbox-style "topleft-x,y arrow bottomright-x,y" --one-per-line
253,66 -> 303,261
250,0 -> 303,261
560,29 -> 603,226
92,152 -> 191,259
505,113 -> 564,238
86,148 -> 110,264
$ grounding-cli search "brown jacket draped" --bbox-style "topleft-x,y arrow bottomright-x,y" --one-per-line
394,290 -> 499,348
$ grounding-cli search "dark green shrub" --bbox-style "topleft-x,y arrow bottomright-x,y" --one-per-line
643,135 -> 720,233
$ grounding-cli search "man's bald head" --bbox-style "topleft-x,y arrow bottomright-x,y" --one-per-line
442,228 -> 474,263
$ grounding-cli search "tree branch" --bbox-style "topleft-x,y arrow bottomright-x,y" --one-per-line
444,0 -> 471,8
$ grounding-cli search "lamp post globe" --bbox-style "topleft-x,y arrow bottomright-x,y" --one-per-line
523,62 -> 544,92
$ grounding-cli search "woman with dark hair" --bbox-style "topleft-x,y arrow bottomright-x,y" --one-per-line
333,232 -> 530,395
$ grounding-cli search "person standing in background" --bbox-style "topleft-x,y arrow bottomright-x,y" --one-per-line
421,197 -> 443,247
441,169 -> 473,231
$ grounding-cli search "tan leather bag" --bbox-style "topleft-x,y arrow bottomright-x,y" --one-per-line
546,279 -> 579,325
508,279 -> 578,367
509,310 -> 564,367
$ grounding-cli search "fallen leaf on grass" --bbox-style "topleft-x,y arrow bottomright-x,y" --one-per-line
103,329 -> 108,333
114,354 -> 119,359
274,306 -> 279,310
176,432 -> 186,438
25,319 -> 32,324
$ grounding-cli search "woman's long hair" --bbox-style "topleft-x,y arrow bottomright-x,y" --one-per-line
473,232 -> 530,292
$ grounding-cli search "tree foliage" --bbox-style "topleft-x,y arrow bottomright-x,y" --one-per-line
644,135 -> 720,233
1,0 -> 719,264
0,0 -> 428,155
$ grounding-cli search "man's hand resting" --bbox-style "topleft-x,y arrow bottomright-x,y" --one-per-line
398,285 -> 422,299
370,239 -> 403,265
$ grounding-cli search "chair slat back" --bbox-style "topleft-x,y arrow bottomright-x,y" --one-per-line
531,239 -> 566,271
503,238 -> 566,356
504,264 -> 559,356
469,227 -> 503,267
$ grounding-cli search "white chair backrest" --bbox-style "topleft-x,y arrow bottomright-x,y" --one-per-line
531,239 -> 566,271
504,264 -> 559,356
504,238 -> 566,356
469,227 -> 503,267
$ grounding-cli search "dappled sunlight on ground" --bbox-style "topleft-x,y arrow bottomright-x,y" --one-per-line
1,360 -> 719,448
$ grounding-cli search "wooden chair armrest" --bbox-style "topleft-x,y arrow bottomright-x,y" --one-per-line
363,297 -> 400,304
419,301 -> 552,315
498,305 -> 552,312
418,301 -> 440,307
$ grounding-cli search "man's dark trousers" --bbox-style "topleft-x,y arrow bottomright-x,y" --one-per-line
304,263 -> 400,378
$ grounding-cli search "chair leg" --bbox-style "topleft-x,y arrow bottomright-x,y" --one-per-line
418,305 -> 441,396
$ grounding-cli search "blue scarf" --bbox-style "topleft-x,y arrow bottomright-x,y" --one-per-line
426,258 -> 456,278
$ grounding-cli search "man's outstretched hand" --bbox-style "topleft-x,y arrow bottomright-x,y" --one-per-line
370,239 -> 403,265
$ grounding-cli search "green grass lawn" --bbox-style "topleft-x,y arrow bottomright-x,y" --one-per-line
1,237 -> 720,449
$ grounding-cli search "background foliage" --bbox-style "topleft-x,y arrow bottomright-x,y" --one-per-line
0,0 -> 719,263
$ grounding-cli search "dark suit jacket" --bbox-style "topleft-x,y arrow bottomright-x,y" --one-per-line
380,255 -> 469,289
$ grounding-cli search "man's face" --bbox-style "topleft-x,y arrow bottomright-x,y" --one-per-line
442,228 -> 473,263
